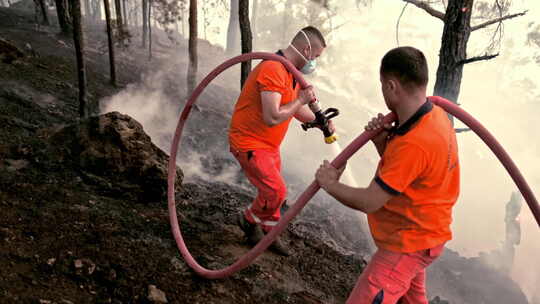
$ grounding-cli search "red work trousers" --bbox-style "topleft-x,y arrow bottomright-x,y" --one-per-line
347,244 -> 445,304
231,149 -> 287,232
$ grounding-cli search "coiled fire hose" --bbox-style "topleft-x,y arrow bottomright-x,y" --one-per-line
167,52 -> 540,280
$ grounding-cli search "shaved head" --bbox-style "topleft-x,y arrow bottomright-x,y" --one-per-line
291,26 -> 327,49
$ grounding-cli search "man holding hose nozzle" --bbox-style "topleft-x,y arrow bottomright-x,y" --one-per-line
229,26 -> 334,256
316,47 -> 460,304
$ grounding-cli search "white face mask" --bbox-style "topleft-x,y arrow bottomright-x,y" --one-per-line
291,30 -> 317,75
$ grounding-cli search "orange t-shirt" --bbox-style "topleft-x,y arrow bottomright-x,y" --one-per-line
369,97 -> 460,253
229,59 -> 299,152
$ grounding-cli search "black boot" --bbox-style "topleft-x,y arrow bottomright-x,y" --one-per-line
269,235 -> 292,257
237,213 -> 264,245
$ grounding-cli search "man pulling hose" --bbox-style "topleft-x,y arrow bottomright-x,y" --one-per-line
316,47 -> 460,304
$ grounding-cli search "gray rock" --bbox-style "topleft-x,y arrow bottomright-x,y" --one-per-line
147,285 -> 168,303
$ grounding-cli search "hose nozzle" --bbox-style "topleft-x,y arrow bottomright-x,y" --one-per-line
325,134 -> 338,144
301,100 -> 339,144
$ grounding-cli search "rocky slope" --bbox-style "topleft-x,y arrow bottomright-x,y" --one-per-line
0,6 -> 531,304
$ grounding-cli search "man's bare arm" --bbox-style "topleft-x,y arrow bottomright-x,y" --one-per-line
261,88 -> 313,126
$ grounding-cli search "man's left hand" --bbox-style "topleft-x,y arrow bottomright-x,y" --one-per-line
315,160 -> 345,190
328,120 -> 336,134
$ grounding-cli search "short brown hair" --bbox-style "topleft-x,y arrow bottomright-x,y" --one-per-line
380,46 -> 428,89
293,26 -> 327,48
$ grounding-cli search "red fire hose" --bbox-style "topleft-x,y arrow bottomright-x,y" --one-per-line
167,52 -> 540,280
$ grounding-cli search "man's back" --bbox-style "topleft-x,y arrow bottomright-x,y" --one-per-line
370,96 -> 460,253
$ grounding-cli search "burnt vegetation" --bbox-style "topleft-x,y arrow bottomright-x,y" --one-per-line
0,0 -> 535,303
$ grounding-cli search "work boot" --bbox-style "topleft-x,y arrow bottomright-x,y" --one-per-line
237,213 -> 264,245
269,235 -> 292,257
247,225 -> 265,245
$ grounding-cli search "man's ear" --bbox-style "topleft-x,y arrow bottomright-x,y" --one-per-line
387,79 -> 397,92
303,46 -> 311,57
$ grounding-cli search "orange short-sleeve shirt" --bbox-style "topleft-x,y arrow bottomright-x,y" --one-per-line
228,58 -> 299,152
369,97 -> 460,253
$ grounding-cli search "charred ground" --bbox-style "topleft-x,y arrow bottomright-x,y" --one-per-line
0,7 -> 530,304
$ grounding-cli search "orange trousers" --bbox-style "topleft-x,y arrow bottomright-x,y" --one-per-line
231,149 -> 287,232
347,244 -> 444,304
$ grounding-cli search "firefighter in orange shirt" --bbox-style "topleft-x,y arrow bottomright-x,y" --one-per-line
229,26 -> 333,256
316,46 -> 460,303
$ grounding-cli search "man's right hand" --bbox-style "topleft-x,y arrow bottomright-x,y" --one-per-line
365,113 -> 392,155
298,86 -> 315,105
365,113 -> 392,139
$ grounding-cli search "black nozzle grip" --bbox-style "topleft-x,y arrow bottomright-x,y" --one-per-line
323,108 -> 339,120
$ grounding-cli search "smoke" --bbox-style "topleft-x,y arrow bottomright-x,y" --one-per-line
99,40 -> 246,190
101,69 -> 178,149
100,0 -> 540,301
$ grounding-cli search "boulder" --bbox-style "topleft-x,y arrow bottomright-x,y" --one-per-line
47,111 -> 183,202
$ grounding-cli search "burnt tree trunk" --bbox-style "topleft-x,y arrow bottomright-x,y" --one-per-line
38,0 -> 49,25
226,0 -> 239,54
54,0 -> 72,35
72,0 -> 88,118
148,0 -> 152,60
187,0 -> 197,94
433,0 -> 473,122
239,0 -> 252,88
133,3 -> 138,26
104,0 -> 116,86
92,0 -> 101,21
114,0 -> 123,30
252,0 -> 258,47
83,0 -> 90,16
122,0 -> 127,27
181,8 -> 185,36
404,0 -> 524,126
141,0 -> 148,47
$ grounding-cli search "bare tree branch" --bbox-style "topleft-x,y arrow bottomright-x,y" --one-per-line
457,53 -> 499,66
328,21 -> 350,34
396,2 -> 409,46
440,0 -> 446,10
471,10 -> 527,31
402,0 -> 445,21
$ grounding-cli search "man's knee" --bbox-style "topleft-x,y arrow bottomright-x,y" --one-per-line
259,181 -> 286,207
